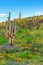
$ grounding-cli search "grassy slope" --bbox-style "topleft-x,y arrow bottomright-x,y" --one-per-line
0,15 -> 43,64
0,15 -> 43,45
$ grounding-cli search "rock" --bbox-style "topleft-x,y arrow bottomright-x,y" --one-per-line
0,44 -> 20,53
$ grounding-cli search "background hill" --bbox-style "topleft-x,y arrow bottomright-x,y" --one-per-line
0,15 -> 43,45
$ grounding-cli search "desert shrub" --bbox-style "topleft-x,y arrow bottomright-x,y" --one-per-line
30,43 -> 43,55
18,51 -> 32,59
32,54 -> 41,60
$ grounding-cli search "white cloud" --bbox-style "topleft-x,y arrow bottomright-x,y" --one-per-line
35,12 -> 43,16
0,12 -> 16,22
0,13 -> 7,17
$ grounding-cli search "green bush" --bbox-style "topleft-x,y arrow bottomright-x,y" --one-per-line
18,51 -> 32,59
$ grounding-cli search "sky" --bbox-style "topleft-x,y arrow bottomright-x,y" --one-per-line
0,0 -> 43,22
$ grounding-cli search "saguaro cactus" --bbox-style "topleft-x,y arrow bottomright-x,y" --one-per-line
6,12 -> 16,45
19,12 -> 21,19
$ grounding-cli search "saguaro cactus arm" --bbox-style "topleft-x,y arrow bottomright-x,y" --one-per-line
6,20 -> 9,39
13,19 -> 16,36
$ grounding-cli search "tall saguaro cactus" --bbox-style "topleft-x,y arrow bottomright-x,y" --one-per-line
19,12 -> 21,19
6,12 -> 16,45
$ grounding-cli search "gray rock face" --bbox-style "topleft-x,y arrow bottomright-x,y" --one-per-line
0,44 -> 20,53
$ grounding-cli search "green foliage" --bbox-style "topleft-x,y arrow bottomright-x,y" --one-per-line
15,51 -> 32,59
33,54 -> 41,59
0,15 -> 43,64
0,35 -> 8,45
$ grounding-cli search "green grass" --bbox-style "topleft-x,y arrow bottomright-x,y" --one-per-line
0,35 -> 8,45
0,17 -> 43,64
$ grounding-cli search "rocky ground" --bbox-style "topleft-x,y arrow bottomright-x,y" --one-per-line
0,44 -> 43,65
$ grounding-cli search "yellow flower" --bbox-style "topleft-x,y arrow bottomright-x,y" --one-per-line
1,60 -> 6,64
34,48 -> 37,50
16,58 -> 22,62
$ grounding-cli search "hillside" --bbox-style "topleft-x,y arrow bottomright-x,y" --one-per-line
0,15 -> 43,65
0,15 -> 43,44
